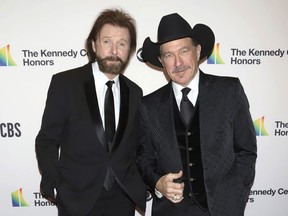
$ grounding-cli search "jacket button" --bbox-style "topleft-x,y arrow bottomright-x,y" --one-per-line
190,177 -> 195,182
188,147 -> 193,151
189,162 -> 194,167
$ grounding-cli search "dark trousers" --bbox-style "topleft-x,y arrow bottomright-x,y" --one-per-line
58,183 -> 135,216
174,203 -> 210,216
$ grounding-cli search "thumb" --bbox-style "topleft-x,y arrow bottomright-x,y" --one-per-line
171,170 -> 183,181
176,170 -> 183,178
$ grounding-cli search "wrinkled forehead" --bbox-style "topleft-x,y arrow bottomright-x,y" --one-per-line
159,37 -> 193,53
98,24 -> 130,40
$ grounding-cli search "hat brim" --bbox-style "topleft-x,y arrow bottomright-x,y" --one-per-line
141,24 -> 215,68
141,37 -> 163,68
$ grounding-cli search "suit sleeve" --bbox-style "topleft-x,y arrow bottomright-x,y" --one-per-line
136,101 -> 162,192
233,79 -> 257,187
35,74 -> 68,199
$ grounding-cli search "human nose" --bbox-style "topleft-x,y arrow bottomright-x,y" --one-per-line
174,54 -> 183,66
111,43 -> 118,55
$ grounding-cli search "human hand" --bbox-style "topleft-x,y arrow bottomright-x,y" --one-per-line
155,170 -> 184,203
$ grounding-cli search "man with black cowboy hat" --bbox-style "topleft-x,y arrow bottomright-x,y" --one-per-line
136,13 -> 257,216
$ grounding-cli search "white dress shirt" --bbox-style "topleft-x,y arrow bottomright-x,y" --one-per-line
92,62 -> 120,129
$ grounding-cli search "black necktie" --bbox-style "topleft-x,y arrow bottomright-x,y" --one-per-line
104,80 -> 115,151
180,87 -> 194,124
104,80 -> 115,191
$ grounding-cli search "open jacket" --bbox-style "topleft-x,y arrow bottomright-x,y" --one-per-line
137,70 -> 257,216
36,63 -> 146,215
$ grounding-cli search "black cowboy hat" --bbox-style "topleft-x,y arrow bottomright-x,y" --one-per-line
141,13 -> 215,68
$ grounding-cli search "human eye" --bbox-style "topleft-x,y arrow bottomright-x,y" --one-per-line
102,39 -> 111,46
163,52 -> 173,59
118,41 -> 128,48
181,48 -> 190,54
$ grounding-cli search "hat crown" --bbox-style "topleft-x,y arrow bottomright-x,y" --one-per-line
157,13 -> 192,43
141,13 -> 215,68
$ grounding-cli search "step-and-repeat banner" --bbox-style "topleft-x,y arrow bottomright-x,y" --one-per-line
1,0 -> 287,215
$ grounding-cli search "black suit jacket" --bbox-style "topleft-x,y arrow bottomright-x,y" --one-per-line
137,71 -> 257,216
36,63 -> 146,215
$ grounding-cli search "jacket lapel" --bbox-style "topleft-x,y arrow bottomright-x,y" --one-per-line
111,76 -> 129,152
198,71 -> 217,165
156,82 -> 183,170
158,82 -> 175,133
84,73 -> 129,153
84,74 -> 107,151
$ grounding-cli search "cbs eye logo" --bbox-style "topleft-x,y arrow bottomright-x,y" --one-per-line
136,48 -> 145,63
